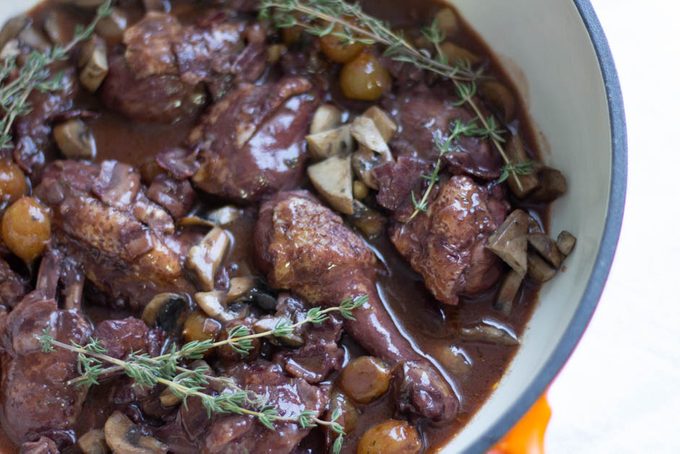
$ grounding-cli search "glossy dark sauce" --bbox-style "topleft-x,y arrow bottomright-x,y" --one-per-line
0,0 -> 549,452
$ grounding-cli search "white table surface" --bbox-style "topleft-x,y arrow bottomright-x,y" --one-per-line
545,1 -> 680,452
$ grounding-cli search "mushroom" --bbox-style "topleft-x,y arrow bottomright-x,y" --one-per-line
182,312 -> 222,343
361,106 -> 397,142
206,206 -> 243,227
310,104 -> 342,135
434,8 -> 460,37
0,40 -> 19,60
527,253 -> 557,283
487,209 -> 529,276
186,227 -> 230,291
350,116 -> 390,155
308,154 -> 354,215
43,10 -> 71,45
530,167 -> 568,203
53,119 -> 97,160
0,15 -> 30,51
95,7 -> 128,43
226,276 -> 256,302
104,411 -> 168,454
141,293 -> 190,333
479,81 -> 516,123
495,270 -> 524,316
527,233 -> 563,268
78,429 -> 109,454
348,200 -> 386,238
505,135 -> 540,198
18,26 -> 50,52
460,320 -> 519,346
195,290 -> 249,323
440,41 -> 481,66
435,344 -> 472,377
305,125 -> 353,161
350,116 -> 393,189
78,35 -> 108,92
556,230 -> 577,256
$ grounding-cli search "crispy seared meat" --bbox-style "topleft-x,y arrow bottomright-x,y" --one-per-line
190,78 -> 319,202
255,191 -> 458,422
35,160 -> 195,309
390,175 -> 509,305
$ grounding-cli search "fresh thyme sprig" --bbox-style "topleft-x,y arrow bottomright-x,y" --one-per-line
498,160 -> 535,184
406,119 -> 478,221
0,0 -> 112,150
259,0 -> 483,82
259,0 -> 528,205
39,295 -> 367,454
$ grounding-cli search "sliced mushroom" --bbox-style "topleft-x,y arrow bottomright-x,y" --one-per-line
79,35 -> 108,92
556,230 -> 577,257
310,104 -> 342,135
253,316 -> 304,347
308,154 -> 354,215
195,290 -> 248,323
305,125 -> 353,161
95,7 -> 128,43
182,311 -> 222,343
460,320 -> 519,346
78,429 -> 109,454
206,206 -> 243,227
350,116 -> 390,155
53,119 -> 97,160
487,209 -> 529,276
479,81 -> 516,123
349,200 -> 386,238
43,10 -> 71,46
352,180 -> 369,200
104,411 -> 168,454
178,216 -> 215,228
245,286 -> 278,311
186,227 -> 230,291
528,233 -> 563,268
141,293 -> 190,333
531,167 -> 567,203
226,276 -> 256,303
434,8 -> 460,37
0,39 -> 20,60
527,253 -> 557,283
0,15 -> 30,51
351,146 -> 392,189
496,270 -> 524,316
159,387 -> 181,408
362,106 -> 397,142
18,26 -> 50,52
440,41 -> 481,66
506,135 -> 540,198
435,344 -> 472,377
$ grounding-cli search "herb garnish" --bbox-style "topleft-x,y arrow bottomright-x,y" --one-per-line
40,294 -> 368,454
259,0 -> 528,209
0,0 -> 112,150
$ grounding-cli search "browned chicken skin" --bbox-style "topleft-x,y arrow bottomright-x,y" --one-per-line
390,175 -> 509,305
35,160 -> 195,310
255,191 -> 458,422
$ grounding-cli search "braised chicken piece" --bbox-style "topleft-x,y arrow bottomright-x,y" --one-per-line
255,191 -> 458,422
34,160 -> 195,309
389,175 -> 509,305
383,84 -> 503,180
190,77 -> 319,202
101,11 -> 266,122
0,249 -> 91,448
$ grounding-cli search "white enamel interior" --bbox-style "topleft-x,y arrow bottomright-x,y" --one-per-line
0,1 -> 613,452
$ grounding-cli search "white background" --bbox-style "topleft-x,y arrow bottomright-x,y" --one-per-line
545,1 -> 680,452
